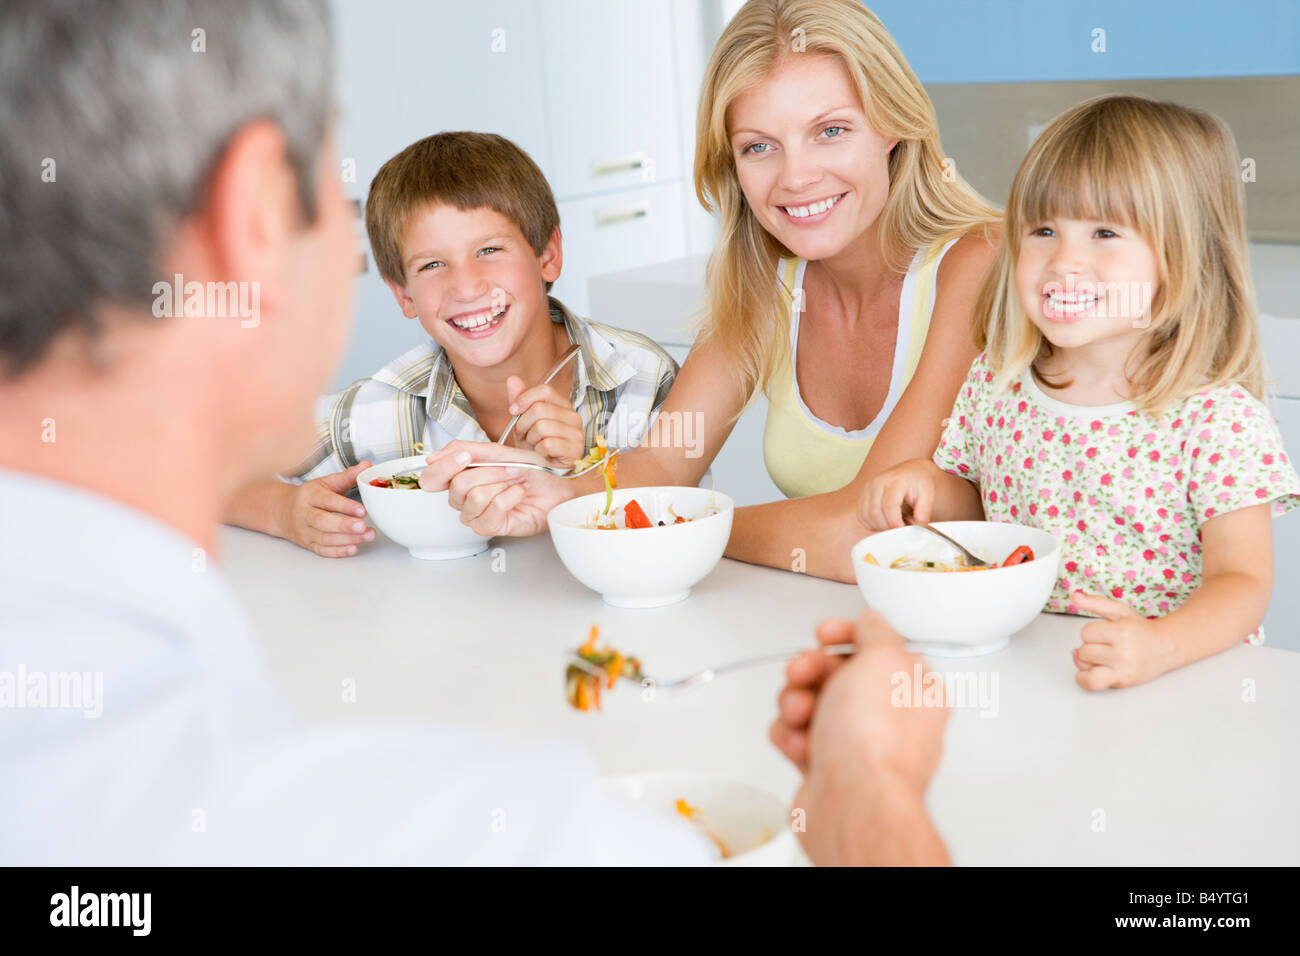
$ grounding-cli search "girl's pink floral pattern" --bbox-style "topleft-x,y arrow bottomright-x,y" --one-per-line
933,354 -> 1300,644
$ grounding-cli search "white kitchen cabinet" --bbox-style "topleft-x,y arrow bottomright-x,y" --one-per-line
333,1 -> 552,194
539,0 -> 684,200
551,181 -> 689,317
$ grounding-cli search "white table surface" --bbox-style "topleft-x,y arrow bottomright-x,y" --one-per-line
218,524 -> 1300,866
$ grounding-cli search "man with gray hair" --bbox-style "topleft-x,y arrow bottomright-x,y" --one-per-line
0,0 -> 950,865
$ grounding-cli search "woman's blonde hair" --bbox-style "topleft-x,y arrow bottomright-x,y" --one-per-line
694,0 -> 998,407
976,94 -> 1265,410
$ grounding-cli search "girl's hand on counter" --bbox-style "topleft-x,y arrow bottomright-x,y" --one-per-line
1070,590 -> 1175,690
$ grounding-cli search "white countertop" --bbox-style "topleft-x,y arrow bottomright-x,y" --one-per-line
218,523 -> 1300,865
588,253 -> 708,346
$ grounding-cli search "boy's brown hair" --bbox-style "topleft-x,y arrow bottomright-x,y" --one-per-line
365,131 -> 560,290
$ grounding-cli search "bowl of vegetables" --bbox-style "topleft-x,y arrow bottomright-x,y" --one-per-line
850,521 -> 1061,656
356,456 -> 490,560
546,486 -> 734,607
601,772 -> 799,867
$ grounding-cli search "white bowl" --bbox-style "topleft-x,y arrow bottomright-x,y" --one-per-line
850,521 -> 1061,656
356,456 -> 490,560
547,486 -> 733,607
602,772 -> 798,867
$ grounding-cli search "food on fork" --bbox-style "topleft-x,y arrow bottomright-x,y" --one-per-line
565,626 -> 644,712
572,434 -> 619,514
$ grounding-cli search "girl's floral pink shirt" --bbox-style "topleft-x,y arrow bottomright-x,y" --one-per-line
933,354 -> 1300,641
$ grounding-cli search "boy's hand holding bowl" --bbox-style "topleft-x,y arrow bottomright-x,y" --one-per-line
277,461 -> 377,558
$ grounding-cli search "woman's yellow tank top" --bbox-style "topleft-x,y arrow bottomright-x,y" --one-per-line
763,239 -> 958,499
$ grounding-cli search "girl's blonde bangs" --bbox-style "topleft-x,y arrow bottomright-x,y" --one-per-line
1012,119 -> 1152,238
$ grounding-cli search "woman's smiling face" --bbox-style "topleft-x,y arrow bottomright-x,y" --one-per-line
727,53 -> 897,263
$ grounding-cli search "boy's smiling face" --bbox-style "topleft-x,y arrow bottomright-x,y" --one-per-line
387,204 -> 561,369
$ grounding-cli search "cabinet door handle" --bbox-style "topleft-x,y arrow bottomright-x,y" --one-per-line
595,202 -> 650,227
592,152 -> 649,176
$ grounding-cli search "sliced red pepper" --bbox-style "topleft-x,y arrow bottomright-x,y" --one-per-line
1002,545 -> 1034,566
369,478 -> 391,487
624,499 -> 653,529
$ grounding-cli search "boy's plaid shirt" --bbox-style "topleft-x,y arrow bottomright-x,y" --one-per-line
282,297 -> 679,483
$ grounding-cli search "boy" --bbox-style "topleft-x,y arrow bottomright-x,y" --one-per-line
225,132 -> 678,556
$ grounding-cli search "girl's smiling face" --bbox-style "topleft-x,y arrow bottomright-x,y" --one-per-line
727,54 -> 897,263
387,204 -> 560,369
1016,217 -> 1161,352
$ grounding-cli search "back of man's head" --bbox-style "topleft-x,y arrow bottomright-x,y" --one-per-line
0,0 -> 334,378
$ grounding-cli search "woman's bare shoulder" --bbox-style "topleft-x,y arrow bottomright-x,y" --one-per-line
937,224 -> 1002,284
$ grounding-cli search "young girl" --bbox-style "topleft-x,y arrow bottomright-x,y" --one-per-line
859,95 -> 1300,690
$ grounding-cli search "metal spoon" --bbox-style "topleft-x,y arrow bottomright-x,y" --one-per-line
391,448 -> 621,483
902,516 -> 991,567
462,456 -> 613,479
569,643 -> 856,697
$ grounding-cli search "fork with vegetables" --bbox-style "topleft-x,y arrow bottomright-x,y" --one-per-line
565,626 -> 856,711
565,625 -> 644,711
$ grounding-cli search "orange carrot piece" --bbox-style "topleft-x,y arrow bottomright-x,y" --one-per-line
1002,545 -> 1034,566
624,499 -> 653,529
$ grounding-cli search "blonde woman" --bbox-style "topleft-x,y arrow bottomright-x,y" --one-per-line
860,95 -> 1300,688
424,0 -> 1000,581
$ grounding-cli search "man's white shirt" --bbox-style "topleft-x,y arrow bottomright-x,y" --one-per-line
0,470 -> 708,865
